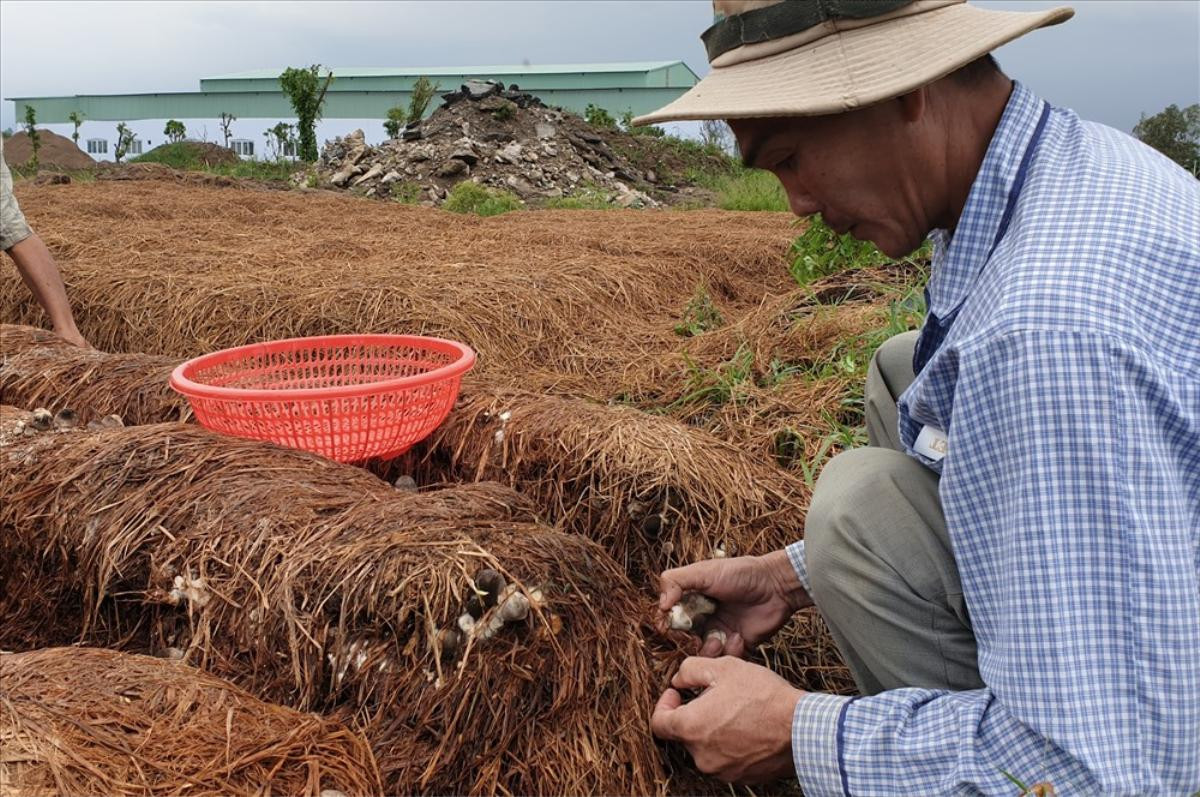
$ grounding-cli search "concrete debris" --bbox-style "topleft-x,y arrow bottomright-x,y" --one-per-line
316,80 -> 666,208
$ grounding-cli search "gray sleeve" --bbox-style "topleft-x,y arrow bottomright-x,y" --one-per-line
1,139 -> 34,251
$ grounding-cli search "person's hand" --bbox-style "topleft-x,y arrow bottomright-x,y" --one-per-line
658,549 -> 812,657
53,324 -> 92,349
652,656 -> 803,784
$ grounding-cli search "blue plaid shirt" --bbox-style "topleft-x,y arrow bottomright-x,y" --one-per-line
785,82 -> 1200,795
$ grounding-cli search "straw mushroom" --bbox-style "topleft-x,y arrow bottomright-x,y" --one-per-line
87,414 -> 125,431
30,408 -> 52,431
668,592 -> 717,631
53,408 -> 77,429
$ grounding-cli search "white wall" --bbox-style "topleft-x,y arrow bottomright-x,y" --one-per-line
39,116 -> 700,162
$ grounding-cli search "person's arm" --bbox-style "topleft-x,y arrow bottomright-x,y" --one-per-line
7,232 -> 90,348
791,329 -> 1199,795
1,148 -> 90,348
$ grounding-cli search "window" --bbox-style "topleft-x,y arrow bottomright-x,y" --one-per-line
281,140 -> 296,157
231,139 -> 254,157
127,139 -> 143,155
86,138 -> 108,155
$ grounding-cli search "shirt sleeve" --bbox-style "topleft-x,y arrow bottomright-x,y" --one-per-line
792,329 -> 1200,795
1,141 -> 34,251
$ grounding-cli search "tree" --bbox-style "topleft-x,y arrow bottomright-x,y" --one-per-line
264,122 -> 294,159
164,119 -> 187,143
22,106 -> 40,170
406,76 -> 437,124
383,106 -> 407,139
1133,103 -> 1200,176
68,111 -> 85,145
114,122 -> 135,163
219,113 -> 236,148
279,65 -> 333,162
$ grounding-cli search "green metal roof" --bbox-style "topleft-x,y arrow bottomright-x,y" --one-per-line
203,62 -> 686,81
11,61 -> 698,124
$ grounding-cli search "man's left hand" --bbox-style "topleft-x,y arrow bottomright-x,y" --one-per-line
651,655 -> 803,784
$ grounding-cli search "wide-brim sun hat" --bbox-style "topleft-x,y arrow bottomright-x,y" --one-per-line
633,0 -> 1073,125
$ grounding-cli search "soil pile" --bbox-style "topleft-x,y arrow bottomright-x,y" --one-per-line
3,129 -> 94,171
316,79 -> 729,207
136,139 -> 241,167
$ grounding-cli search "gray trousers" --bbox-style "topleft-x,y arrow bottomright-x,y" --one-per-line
804,331 -> 984,695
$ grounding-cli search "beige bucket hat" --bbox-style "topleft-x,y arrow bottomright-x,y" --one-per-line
634,0 -> 1073,125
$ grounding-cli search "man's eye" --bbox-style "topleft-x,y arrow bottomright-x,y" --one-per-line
774,156 -> 795,171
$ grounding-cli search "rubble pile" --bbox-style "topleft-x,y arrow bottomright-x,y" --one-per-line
314,80 -> 672,207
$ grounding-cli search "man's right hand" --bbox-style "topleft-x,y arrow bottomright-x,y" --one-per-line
657,550 -> 813,658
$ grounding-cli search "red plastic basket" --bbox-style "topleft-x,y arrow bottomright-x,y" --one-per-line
170,334 -> 475,462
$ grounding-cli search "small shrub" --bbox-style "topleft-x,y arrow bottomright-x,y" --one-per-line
788,214 -> 889,285
22,106 -> 39,170
68,112 -> 84,145
305,171 -> 319,189
443,181 -> 521,216
407,76 -> 438,123
542,183 -> 611,210
219,113 -> 236,147
113,122 -> 135,164
491,100 -> 517,122
383,106 -> 407,139
674,285 -> 724,336
619,110 -> 664,138
389,181 -> 423,204
584,104 -> 617,129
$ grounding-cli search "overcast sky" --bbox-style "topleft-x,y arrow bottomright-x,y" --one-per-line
2,0 -> 1197,134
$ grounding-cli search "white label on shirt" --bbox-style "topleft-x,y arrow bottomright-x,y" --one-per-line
914,425 -> 948,462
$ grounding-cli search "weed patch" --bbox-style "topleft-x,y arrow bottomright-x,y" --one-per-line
443,181 -> 521,216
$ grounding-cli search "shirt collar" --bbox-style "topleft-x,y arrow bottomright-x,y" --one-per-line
925,81 -> 1047,320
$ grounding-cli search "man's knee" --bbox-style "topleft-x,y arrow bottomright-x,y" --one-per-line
804,446 -> 941,601
868,330 -> 918,391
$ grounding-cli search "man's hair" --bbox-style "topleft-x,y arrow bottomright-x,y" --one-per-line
949,54 -> 1002,86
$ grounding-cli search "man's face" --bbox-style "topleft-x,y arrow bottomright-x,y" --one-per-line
729,101 -> 929,258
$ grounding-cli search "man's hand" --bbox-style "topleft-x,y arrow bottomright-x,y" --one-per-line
658,549 -> 812,657
652,656 -> 803,784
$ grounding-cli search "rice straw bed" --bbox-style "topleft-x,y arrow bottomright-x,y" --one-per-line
0,420 -> 697,795
398,387 -> 810,579
0,181 -> 796,392
1,326 -> 190,426
0,646 -> 382,797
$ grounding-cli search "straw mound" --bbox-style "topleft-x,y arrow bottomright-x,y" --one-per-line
0,646 -> 381,797
0,324 -> 73,355
0,421 -> 690,795
0,332 -> 189,426
0,181 -> 794,382
400,387 -> 808,577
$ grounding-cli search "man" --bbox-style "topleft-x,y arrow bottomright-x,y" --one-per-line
1,137 -> 90,347
635,1 -> 1199,794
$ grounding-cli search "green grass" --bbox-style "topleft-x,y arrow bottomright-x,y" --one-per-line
789,215 -> 890,285
130,141 -> 209,170
443,181 -> 522,216
674,285 -> 724,336
681,168 -> 789,212
541,183 -> 613,210
131,142 -> 299,182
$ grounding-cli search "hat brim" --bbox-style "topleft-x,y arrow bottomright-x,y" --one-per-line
634,4 -> 1072,125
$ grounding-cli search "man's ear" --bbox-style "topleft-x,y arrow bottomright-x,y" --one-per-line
897,87 -> 927,124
